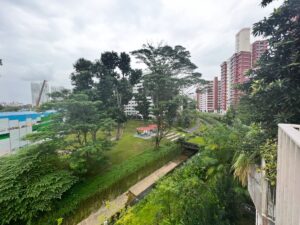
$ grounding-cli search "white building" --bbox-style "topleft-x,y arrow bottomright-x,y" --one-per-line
31,81 -> 50,106
124,82 -> 153,117
0,111 -> 53,156
235,28 -> 251,52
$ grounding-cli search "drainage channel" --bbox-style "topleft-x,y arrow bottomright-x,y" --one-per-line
77,153 -> 194,225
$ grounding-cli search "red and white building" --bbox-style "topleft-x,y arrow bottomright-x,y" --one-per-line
230,51 -> 252,106
196,77 -> 220,113
198,28 -> 269,114
196,81 -> 213,112
213,77 -> 220,112
219,29 -> 268,112
220,61 -> 228,113
252,40 -> 268,67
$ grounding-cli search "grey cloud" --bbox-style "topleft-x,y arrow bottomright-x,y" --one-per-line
0,0 -> 283,103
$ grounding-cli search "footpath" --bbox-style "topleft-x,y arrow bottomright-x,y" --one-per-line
78,154 -> 188,225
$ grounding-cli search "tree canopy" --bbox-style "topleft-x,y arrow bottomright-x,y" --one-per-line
239,0 -> 300,137
0,143 -> 77,225
132,43 -> 202,147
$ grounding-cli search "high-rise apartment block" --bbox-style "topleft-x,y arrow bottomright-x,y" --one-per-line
196,81 -> 213,112
213,77 -> 219,112
235,28 -> 251,52
197,28 -> 268,114
252,40 -> 268,67
230,51 -> 252,106
220,61 -> 228,113
196,77 -> 220,113
226,58 -> 231,109
219,28 -> 254,112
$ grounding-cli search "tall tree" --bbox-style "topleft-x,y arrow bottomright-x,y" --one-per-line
239,0 -> 300,137
132,44 -> 202,147
71,58 -> 94,92
94,51 -> 142,140
29,93 -> 112,174
135,87 -> 151,122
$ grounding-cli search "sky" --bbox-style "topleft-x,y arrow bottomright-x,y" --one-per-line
0,0 -> 283,104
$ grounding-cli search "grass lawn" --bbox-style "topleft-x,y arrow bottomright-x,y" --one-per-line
105,120 -> 154,166
188,136 -> 205,145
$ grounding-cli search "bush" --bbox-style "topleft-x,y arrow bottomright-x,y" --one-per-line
0,144 -> 77,225
37,144 -> 181,225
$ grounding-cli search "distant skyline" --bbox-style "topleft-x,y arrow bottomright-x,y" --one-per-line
0,0 -> 283,103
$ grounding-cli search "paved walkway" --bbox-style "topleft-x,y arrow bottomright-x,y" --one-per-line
165,132 -> 185,142
77,155 -> 188,225
184,119 -> 201,133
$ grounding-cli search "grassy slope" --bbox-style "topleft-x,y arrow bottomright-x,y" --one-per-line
37,120 -> 180,225
105,120 -> 153,165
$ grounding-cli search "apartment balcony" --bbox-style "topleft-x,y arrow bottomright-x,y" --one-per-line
276,124 -> 300,225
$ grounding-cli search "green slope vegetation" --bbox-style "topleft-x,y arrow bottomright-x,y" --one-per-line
37,144 -> 181,225
115,121 -> 255,225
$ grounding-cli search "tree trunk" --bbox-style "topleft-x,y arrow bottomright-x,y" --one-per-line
116,123 -> 122,140
83,132 -> 88,145
92,130 -> 97,143
77,132 -> 83,146
155,135 -> 160,149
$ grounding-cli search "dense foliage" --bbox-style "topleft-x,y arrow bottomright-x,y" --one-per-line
37,144 -> 181,225
116,124 -> 253,225
132,44 -> 202,147
0,143 -> 77,225
70,52 -> 142,140
238,0 -> 300,137
232,0 -> 300,188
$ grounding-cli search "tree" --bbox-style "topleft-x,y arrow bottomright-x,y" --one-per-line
94,51 -> 142,140
48,88 -> 71,101
71,58 -> 94,92
0,143 -> 77,225
69,141 -> 112,175
116,124 -> 251,225
132,43 -> 202,148
135,87 -> 151,122
29,93 -> 112,175
239,0 -> 300,137
100,118 -> 117,138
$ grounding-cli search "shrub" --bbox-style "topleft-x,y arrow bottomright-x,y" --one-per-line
37,144 -> 181,225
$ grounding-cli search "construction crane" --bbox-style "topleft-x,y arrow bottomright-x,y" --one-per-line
0,59 -> 2,78
36,80 -> 47,107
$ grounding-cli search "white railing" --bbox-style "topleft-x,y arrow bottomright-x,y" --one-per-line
276,124 -> 300,225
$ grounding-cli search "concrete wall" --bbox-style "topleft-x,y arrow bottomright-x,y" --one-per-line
276,124 -> 300,225
248,162 -> 275,225
0,118 -> 34,156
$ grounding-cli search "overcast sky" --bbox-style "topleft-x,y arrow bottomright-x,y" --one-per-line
0,0 -> 282,104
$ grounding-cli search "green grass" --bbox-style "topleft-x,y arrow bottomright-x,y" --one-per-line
36,120 -> 178,225
37,144 -> 181,225
188,136 -> 205,145
105,120 -> 153,165
64,120 -> 153,166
